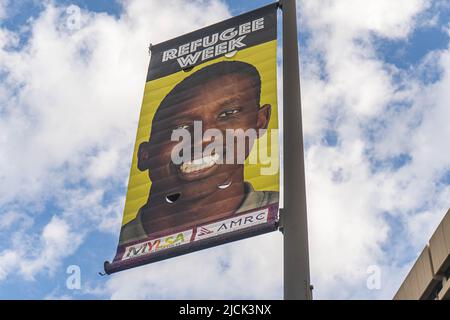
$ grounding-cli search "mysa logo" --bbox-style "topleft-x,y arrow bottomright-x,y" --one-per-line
122,230 -> 193,260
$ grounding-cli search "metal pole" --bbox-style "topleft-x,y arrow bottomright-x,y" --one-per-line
281,0 -> 312,300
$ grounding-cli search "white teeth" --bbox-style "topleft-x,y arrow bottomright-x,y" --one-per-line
180,153 -> 220,174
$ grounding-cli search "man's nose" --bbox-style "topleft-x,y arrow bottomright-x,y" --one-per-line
192,119 -> 219,155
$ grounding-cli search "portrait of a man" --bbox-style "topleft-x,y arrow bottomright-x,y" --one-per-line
119,61 -> 278,245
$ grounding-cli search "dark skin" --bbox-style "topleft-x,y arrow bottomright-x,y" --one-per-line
137,73 -> 271,236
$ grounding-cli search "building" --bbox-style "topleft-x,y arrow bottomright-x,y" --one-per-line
394,208 -> 450,300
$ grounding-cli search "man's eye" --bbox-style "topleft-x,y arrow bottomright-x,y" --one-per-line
218,109 -> 240,118
174,124 -> 190,130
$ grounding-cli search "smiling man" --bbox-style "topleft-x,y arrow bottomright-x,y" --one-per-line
119,61 -> 278,245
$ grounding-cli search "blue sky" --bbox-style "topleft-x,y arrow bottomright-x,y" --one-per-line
0,0 -> 450,300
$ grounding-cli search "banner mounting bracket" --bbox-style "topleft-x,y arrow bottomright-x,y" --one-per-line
148,43 -> 153,56
277,1 -> 283,10
278,208 -> 285,234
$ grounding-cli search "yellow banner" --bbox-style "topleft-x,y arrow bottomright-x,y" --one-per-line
106,4 -> 279,273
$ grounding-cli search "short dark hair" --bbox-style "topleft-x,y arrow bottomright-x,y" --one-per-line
152,61 -> 262,125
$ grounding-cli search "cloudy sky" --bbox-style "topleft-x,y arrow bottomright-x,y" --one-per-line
0,0 -> 449,300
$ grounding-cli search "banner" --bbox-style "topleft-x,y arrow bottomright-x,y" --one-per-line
105,3 -> 279,274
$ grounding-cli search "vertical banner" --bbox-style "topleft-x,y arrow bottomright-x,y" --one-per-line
105,3 -> 279,274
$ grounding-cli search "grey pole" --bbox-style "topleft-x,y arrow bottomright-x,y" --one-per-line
280,0 -> 312,300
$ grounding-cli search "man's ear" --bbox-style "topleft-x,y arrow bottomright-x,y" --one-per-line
257,104 -> 271,131
137,142 -> 150,171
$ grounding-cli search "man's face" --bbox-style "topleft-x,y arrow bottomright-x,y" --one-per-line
138,73 -> 270,204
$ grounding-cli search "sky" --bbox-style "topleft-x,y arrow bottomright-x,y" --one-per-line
0,0 -> 449,300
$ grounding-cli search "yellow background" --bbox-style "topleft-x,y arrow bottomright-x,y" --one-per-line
121,40 -> 279,226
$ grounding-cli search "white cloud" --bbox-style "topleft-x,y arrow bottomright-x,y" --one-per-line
0,0 -> 7,20
19,216 -> 84,280
300,0 -> 428,39
299,0 -> 450,299
0,211 -> 33,230
0,216 -> 83,281
44,293 -> 73,300
1,0 -> 449,300
0,0 -> 231,206
0,251 -> 19,281
0,0 -> 231,284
